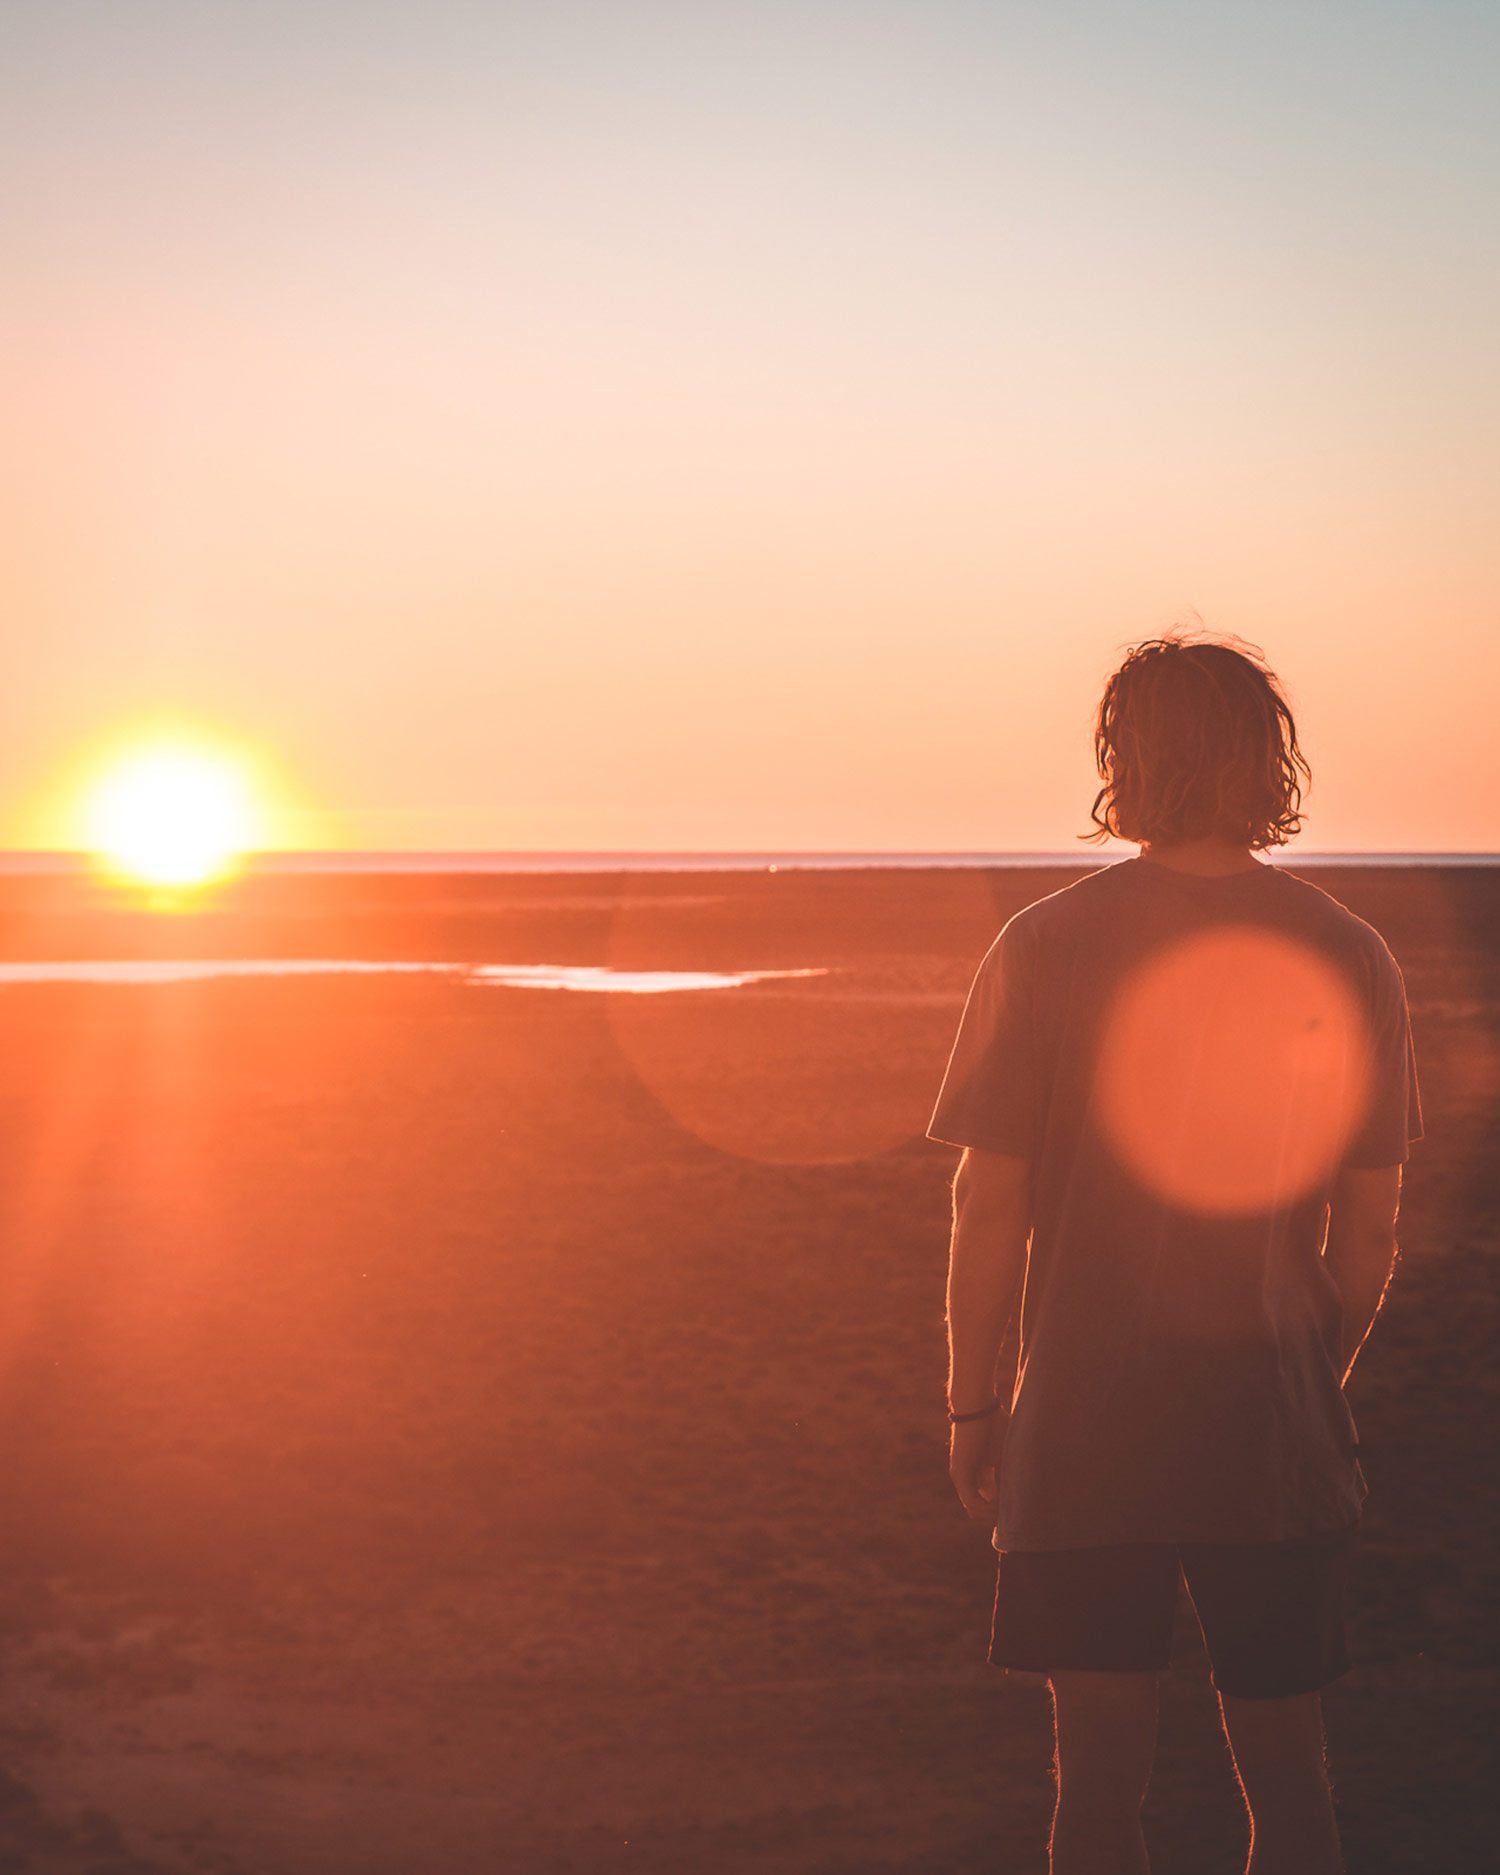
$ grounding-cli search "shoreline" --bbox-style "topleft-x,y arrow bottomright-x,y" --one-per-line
2,848 -> 1497,879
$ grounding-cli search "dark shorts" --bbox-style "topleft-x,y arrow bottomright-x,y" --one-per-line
990,1519 -> 1359,1700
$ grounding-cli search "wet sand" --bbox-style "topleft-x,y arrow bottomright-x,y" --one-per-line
0,863 -> 1493,1873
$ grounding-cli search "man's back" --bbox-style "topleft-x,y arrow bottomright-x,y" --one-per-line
929,854 -> 1423,1549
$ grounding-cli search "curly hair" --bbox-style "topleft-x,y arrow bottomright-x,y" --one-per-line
1081,631 -> 1311,850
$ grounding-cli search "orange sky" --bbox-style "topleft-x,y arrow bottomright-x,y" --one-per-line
5,3 -> 1497,854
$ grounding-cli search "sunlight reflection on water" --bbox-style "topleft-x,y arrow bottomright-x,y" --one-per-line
467,964 -> 825,993
0,960 -> 827,993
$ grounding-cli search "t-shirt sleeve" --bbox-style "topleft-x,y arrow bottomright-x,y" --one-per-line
926,915 -> 1037,1158
1342,941 -> 1424,1170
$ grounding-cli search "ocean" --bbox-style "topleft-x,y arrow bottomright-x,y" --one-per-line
1,847 -> 1495,875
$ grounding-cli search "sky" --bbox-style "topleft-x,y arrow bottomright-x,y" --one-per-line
4,0 -> 1497,853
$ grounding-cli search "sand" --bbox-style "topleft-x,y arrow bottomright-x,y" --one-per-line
0,862 -> 1493,1873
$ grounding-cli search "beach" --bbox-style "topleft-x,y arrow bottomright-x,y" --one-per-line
0,860 -> 1493,1874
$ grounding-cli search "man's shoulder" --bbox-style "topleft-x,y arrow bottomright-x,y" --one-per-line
1001,859 -> 1142,940
1266,867 -> 1404,972
1003,859 -> 1404,977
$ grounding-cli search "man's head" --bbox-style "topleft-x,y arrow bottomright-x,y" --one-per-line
1084,632 -> 1310,850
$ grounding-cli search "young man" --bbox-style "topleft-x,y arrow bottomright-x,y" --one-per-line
928,635 -> 1422,1875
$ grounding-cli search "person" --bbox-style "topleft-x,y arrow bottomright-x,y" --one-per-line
927,633 -> 1422,1875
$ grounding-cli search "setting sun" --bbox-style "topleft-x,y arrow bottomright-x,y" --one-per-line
83,742 -> 261,888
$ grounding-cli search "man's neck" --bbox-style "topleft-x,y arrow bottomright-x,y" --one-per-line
1137,837 -> 1263,877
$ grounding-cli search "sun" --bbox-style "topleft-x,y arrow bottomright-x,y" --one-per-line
83,741 -> 261,888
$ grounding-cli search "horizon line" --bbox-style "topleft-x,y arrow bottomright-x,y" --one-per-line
3,845 -> 1497,870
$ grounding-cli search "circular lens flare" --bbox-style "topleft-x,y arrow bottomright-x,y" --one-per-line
1096,924 -> 1373,1216
605,867 -> 1004,1164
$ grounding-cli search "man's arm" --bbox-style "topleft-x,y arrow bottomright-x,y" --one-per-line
1323,1162 -> 1404,1384
945,1147 -> 1031,1521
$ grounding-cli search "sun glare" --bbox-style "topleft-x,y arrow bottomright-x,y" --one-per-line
83,742 -> 261,888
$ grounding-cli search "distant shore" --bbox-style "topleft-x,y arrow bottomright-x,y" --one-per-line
2,848 -> 1497,876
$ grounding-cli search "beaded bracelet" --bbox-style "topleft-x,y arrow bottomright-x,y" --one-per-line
947,1398 -> 1002,1424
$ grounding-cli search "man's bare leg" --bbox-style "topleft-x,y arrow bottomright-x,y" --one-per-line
1216,1689 -> 1344,1874
1047,1671 -> 1157,1874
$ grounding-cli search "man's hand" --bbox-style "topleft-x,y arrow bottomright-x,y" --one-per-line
949,1407 -> 1009,1524
944,1146 -> 1028,1527
1324,1163 -> 1403,1382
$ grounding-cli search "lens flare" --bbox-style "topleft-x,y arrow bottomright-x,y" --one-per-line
1096,924 -> 1373,1215
606,867 -> 1003,1163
